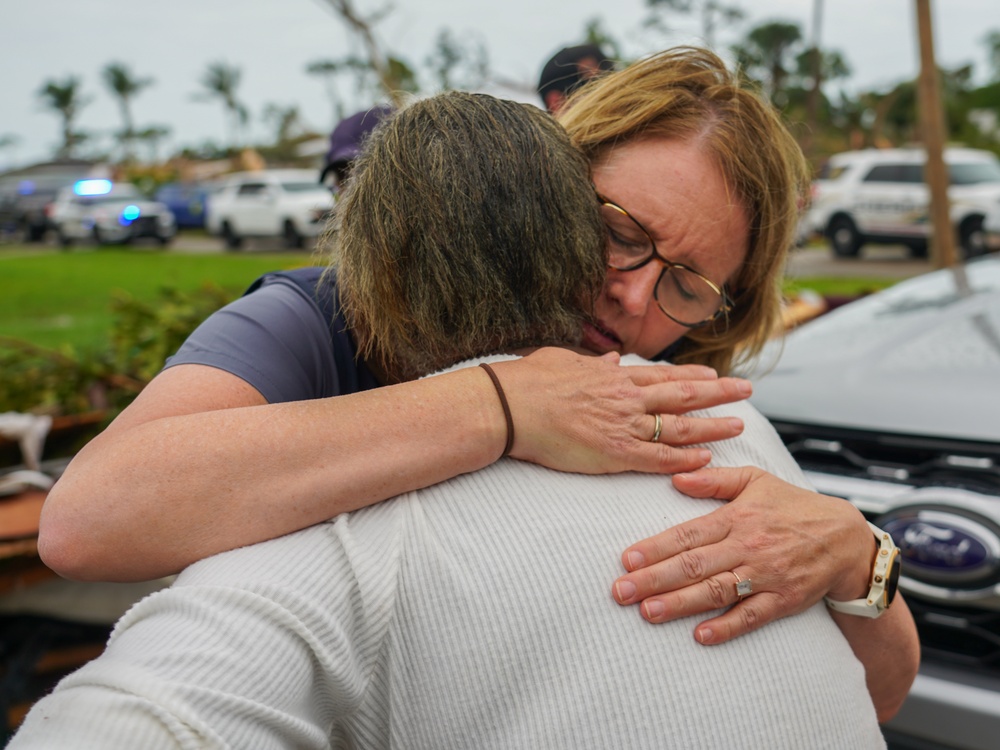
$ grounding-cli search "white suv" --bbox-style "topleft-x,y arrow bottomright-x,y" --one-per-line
206,170 -> 334,250
804,147 -> 1000,259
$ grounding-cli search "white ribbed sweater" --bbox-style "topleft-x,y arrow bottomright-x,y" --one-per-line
11,356 -> 885,749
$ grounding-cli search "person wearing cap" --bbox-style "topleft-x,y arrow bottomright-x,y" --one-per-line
537,43 -> 615,113
318,104 -> 394,192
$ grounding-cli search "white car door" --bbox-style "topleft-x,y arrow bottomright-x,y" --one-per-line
230,182 -> 275,235
62,195 -> 93,239
853,163 -> 929,240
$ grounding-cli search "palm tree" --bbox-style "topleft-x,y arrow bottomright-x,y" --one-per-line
645,0 -> 744,49
134,125 -> 171,163
0,134 -> 19,170
731,21 -> 803,103
582,17 -> 623,61
195,62 -> 248,150
263,104 -> 303,144
424,28 -> 488,92
306,59 -> 348,126
37,76 -> 91,158
102,62 -> 154,162
984,30 -> 1000,82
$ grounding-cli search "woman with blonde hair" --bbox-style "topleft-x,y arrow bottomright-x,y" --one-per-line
38,47 -> 917,719
559,45 -> 809,375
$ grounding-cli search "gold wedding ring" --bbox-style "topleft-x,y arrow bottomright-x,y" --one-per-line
651,414 -> 662,443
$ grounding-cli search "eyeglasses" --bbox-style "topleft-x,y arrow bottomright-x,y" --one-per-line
597,193 -> 732,328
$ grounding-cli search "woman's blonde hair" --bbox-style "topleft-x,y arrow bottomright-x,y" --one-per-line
328,91 -> 605,381
558,46 -> 810,375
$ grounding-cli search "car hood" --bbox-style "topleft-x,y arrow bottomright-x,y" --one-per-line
750,256 -> 1000,442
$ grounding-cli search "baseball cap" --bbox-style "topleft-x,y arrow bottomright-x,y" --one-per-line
537,44 -> 615,105
319,104 -> 394,184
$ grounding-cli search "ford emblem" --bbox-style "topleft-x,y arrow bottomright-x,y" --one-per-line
879,507 -> 1000,586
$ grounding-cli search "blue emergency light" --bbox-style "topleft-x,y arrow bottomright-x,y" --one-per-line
119,204 -> 141,225
73,179 -> 113,196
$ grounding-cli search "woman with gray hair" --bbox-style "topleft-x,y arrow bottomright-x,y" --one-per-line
333,91 -> 605,384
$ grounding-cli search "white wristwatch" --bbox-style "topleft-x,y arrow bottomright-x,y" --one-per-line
824,522 -> 901,619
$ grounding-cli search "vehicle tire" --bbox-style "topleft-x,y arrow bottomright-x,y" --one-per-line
960,215 -> 986,259
221,221 -> 243,250
827,215 -> 862,258
282,220 -> 304,250
157,234 -> 173,249
907,241 -> 928,259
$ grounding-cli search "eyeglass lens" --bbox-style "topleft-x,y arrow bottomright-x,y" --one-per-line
599,202 -> 724,326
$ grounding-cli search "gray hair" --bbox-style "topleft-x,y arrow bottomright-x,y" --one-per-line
328,91 -> 606,381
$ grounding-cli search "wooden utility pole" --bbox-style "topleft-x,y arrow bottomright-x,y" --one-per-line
915,0 -> 958,268
805,0 -> 824,162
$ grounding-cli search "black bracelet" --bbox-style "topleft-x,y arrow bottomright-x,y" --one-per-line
479,362 -> 515,458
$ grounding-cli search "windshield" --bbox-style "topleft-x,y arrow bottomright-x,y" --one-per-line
817,163 -> 850,181
949,161 -> 1000,185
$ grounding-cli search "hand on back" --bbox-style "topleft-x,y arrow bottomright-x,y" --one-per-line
490,347 -> 751,475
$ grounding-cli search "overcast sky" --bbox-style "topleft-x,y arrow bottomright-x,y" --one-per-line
2,0 -> 996,169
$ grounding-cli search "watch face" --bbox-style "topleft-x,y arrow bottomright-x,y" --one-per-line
885,549 -> 901,606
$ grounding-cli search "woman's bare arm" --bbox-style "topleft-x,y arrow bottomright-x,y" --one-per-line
830,597 -> 920,722
39,348 -> 752,582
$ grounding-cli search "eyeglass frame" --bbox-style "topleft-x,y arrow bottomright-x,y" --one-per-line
595,191 -> 734,328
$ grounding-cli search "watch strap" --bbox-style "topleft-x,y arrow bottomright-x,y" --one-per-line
824,522 -> 900,619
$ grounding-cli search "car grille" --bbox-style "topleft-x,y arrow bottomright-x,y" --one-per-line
907,598 -> 1000,672
129,216 -> 159,236
771,420 -> 1000,495
769,419 -> 1000,677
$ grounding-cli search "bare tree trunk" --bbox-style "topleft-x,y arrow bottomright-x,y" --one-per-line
119,99 -> 135,162
319,0 -> 405,105
868,89 -> 901,148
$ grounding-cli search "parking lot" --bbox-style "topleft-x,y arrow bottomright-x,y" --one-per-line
4,231 -> 937,282
786,243 -> 933,279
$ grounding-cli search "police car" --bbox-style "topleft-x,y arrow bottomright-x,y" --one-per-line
49,179 -> 177,247
804,147 -> 1000,259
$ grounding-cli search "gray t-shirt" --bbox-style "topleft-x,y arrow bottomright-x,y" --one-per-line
165,269 -> 377,402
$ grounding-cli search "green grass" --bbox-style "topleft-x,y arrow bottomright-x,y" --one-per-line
0,242 -> 904,352
0,245 -> 316,350
782,276 -> 899,298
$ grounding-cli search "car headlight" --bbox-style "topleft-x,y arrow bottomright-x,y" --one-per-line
118,205 -> 141,226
